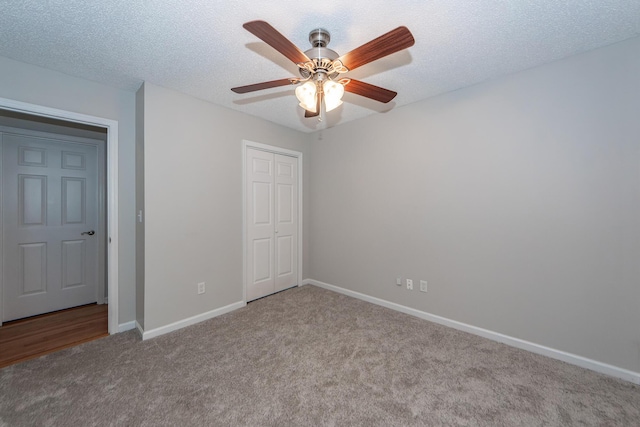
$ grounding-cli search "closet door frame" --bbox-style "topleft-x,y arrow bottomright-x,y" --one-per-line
242,140 -> 303,303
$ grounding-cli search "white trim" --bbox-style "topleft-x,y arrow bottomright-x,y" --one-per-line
241,140 -> 303,304
243,140 -> 302,158
0,127 -> 3,327
135,320 -> 144,338
303,279 -> 640,385
0,97 -> 120,334
0,133 -> 2,327
140,301 -> 245,340
118,320 -> 136,333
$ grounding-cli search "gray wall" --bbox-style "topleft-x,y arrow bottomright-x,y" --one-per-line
308,36 -> 640,372
0,56 -> 137,326
140,83 -> 310,331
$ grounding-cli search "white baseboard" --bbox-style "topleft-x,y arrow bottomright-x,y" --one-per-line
139,301 -> 246,341
303,279 -> 640,385
117,320 -> 136,333
136,320 -> 144,338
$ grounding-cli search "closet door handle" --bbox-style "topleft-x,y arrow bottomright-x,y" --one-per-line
81,230 -> 95,236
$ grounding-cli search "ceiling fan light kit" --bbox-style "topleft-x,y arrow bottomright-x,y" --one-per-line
231,20 -> 415,119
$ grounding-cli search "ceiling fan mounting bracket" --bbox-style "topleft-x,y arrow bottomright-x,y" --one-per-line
309,28 -> 331,47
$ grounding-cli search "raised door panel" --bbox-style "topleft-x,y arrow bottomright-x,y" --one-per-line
252,182 -> 271,226
62,177 -> 86,225
276,235 -> 293,276
19,175 -> 47,226
276,183 -> 293,224
252,238 -> 272,283
61,151 -> 86,170
62,240 -> 85,288
252,156 -> 271,175
19,243 -> 47,295
18,146 -> 47,167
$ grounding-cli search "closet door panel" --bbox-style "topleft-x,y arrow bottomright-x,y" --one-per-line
246,148 -> 275,301
274,154 -> 297,292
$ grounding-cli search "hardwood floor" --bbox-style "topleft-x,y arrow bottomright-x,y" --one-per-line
0,304 -> 108,369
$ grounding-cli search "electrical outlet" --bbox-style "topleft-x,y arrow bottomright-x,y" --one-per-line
406,279 -> 413,290
420,280 -> 428,292
197,282 -> 205,294
396,277 -> 402,286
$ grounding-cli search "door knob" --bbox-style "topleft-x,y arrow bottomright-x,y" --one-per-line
81,230 -> 95,236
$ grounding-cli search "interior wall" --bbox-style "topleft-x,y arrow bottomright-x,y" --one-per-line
308,36 -> 640,372
0,56 -> 137,326
141,82 -> 310,331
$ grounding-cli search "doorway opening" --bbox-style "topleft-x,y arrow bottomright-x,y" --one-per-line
0,97 -> 119,337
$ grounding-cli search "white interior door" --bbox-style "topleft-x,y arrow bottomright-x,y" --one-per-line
246,147 -> 298,301
2,133 -> 100,321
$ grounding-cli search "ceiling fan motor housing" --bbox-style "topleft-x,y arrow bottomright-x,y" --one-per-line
300,28 -> 340,79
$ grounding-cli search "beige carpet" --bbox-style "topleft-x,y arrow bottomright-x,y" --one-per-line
1,285 -> 638,426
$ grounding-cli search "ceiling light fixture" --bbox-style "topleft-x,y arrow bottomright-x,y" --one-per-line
294,76 -> 345,115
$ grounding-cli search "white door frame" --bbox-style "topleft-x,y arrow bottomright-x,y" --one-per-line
242,140 -> 302,303
0,97 -> 119,334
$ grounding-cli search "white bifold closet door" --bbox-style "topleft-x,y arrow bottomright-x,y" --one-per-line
246,147 -> 298,302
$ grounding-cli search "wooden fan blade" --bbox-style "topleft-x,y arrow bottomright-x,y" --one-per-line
304,93 -> 321,118
336,26 -> 415,71
243,20 -> 311,65
231,78 -> 296,94
344,79 -> 397,103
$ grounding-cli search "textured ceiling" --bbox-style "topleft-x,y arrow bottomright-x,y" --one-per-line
1,1 -> 639,133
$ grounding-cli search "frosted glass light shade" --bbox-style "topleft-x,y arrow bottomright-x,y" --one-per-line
323,80 -> 344,112
295,81 -> 317,112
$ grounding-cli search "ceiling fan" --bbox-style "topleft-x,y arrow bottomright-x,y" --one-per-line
231,21 -> 415,118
